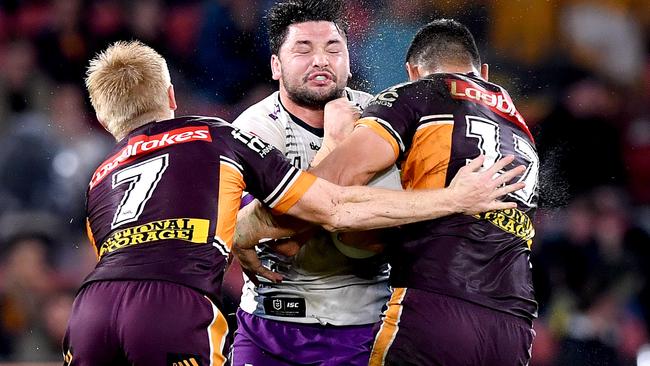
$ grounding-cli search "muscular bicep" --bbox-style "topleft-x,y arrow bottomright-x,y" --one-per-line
311,127 -> 397,186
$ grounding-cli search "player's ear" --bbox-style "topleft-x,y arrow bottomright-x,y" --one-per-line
405,62 -> 420,81
271,55 -> 282,81
167,85 -> 177,111
481,63 -> 489,81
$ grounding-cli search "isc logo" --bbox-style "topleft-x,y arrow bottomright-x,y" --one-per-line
272,299 -> 300,310
265,297 -> 305,317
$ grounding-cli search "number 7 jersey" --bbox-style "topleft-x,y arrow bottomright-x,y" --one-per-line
357,73 -> 539,320
83,116 -> 316,303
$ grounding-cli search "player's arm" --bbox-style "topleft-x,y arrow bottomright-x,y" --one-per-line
288,155 -> 524,231
235,101 -> 393,248
235,153 -> 525,277
235,127 -> 394,250
311,125 -> 397,186
234,97 -> 363,255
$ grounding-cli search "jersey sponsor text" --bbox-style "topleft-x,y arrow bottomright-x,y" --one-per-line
90,126 -> 211,189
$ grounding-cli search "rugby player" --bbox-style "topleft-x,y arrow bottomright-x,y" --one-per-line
320,19 -> 539,365
230,1 -> 399,365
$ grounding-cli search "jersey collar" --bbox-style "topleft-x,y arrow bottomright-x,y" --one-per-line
278,98 -> 325,137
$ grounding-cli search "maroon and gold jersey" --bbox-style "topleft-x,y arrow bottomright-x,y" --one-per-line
83,116 -> 316,302
358,73 -> 539,320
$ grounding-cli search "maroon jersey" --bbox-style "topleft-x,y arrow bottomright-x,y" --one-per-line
357,73 -> 539,320
83,116 -> 316,302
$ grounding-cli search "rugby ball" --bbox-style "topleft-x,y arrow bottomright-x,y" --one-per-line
331,232 -> 377,259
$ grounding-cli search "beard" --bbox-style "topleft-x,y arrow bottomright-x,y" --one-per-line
282,71 -> 346,109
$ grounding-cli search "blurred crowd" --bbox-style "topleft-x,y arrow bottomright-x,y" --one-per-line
0,0 -> 648,364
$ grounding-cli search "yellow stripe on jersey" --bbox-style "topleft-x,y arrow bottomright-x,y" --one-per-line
215,162 -> 245,249
401,123 -> 453,190
272,172 -> 318,214
204,296 -> 229,366
355,118 -> 400,160
369,288 -> 408,366
86,217 -> 99,260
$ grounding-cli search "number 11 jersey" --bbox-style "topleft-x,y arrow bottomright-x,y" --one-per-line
357,73 -> 539,321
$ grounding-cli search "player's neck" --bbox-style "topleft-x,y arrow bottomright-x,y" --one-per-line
424,64 -> 479,78
278,92 -> 325,129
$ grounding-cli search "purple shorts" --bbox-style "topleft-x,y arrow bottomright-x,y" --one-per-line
63,280 -> 229,366
231,308 -> 374,366
370,288 -> 535,366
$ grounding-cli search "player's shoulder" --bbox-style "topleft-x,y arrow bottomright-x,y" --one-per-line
232,92 -> 281,128
379,73 -> 502,102
178,115 -> 231,127
365,79 -> 427,110
155,116 -> 232,134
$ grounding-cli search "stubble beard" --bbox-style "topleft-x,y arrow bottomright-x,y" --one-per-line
282,72 -> 346,109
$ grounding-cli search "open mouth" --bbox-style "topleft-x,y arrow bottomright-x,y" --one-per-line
307,71 -> 334,83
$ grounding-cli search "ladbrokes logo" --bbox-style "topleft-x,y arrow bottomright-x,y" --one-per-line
99,218 -> 210,257
90,126 -> 212,189
475,208 -> 535,249
447,79 -> 533,140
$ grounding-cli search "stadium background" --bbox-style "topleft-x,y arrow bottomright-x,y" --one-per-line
0,0 -> 648,365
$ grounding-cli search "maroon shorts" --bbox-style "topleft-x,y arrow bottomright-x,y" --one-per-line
369,288 -> 535,366
63,280 -> 229,366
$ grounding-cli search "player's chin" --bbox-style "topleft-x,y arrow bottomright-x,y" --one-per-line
305,83 -> 336,95
310,86 -> 343,101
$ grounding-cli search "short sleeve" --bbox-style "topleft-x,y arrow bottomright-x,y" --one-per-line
355,82 -> 421,161
224,126 -> 316,214
232,106 -> 286,152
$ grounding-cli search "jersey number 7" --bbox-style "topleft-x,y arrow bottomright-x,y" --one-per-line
111,154 -> 169,229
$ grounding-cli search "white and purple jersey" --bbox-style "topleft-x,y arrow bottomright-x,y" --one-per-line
232,88 -> 400,326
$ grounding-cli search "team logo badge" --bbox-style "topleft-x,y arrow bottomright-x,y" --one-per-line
272,299 -> 282,310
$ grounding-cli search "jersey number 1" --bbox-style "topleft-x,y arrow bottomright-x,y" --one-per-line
466,116 -> 539,206
111,154 -> 169,228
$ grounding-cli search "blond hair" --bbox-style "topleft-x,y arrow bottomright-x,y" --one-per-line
86,41 -> 172,140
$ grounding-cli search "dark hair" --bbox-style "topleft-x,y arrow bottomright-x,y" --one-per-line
405,19 -> 481,71
267,0 -> 349,55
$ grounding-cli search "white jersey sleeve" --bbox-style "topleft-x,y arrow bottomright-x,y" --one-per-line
232,93 -> 287,152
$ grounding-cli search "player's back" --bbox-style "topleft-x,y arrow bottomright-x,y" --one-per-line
84,116 -> 309,304
362,73 -> 539,321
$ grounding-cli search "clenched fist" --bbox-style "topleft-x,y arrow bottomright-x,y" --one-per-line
312,98 -> 361,167
323,97 -> 361,145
